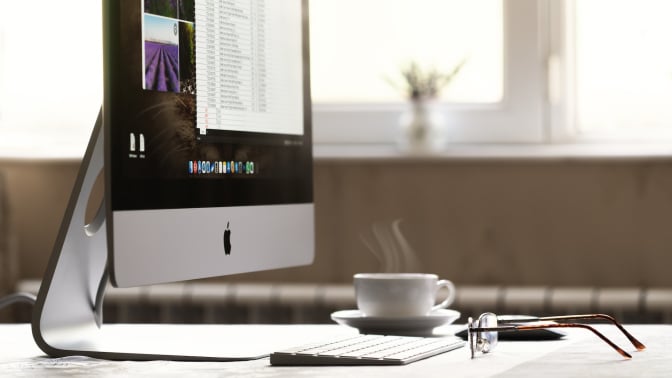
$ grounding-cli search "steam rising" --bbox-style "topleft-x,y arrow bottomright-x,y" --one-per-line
360,219 -> 423,273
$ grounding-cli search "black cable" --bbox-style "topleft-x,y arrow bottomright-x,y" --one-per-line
0,292 -> 37,310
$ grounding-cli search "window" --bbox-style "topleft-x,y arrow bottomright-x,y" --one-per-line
310,0 -> 503,104
3,1 -> 665,158
571,0 -> 672,141
0,1 -> 102,158
0,22 -> 5,126
312,0 -> 672,147
310,0 -> 549,145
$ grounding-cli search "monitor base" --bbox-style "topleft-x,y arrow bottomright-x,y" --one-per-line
40,323 -> 319,361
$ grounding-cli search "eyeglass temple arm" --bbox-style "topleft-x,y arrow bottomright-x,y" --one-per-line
534,314 -> 645,350
474,323 -> 632,359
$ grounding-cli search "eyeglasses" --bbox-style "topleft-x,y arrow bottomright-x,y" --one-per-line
467,313 -> 646,359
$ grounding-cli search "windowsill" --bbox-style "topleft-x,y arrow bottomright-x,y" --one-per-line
313,143 -> 672,162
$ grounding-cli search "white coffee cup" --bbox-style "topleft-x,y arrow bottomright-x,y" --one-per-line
353,273 -> 456,318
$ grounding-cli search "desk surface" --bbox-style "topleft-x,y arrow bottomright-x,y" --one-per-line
0,324 -> 668,377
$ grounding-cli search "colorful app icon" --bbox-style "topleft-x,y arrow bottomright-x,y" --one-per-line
197,161 -> 202,174
250,162 -> 255,174
188,161 -> 193,175
130,133 -> 136,152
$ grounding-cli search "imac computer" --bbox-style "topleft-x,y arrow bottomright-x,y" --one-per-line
32,0 -> 314,361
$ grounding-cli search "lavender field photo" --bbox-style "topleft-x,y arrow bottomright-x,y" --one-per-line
144,14 -> 180,93
145,41 -> 180,92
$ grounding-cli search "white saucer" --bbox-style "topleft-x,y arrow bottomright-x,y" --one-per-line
331,309 -> 461,336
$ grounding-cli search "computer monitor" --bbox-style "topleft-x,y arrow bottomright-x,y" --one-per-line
105,0 -> 313,287
32,0 -> 314,361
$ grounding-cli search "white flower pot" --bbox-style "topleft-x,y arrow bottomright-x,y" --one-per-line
397,99 -> 446,152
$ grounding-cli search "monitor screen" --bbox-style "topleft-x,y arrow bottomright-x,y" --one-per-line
104,0 -> 313,287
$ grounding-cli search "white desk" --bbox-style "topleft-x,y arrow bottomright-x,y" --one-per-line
0,324 -> 668,377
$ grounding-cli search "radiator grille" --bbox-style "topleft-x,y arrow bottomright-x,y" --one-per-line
15,280 -> 672,324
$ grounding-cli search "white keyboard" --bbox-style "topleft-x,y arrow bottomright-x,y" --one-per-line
270,334 -> 465,365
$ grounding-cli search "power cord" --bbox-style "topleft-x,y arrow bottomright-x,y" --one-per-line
0,292 -> 37,310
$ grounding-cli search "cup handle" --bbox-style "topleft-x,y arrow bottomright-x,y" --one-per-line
431,279 -> 456,312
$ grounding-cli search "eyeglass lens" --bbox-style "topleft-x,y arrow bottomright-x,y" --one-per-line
475,312 -> 499,355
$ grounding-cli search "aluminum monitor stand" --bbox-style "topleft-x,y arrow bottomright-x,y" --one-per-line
30,110 -> 292,361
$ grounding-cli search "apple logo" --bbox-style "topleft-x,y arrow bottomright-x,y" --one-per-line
223,222 -> 232,255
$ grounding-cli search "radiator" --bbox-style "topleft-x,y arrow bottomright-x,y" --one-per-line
15,280 -> 672,324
